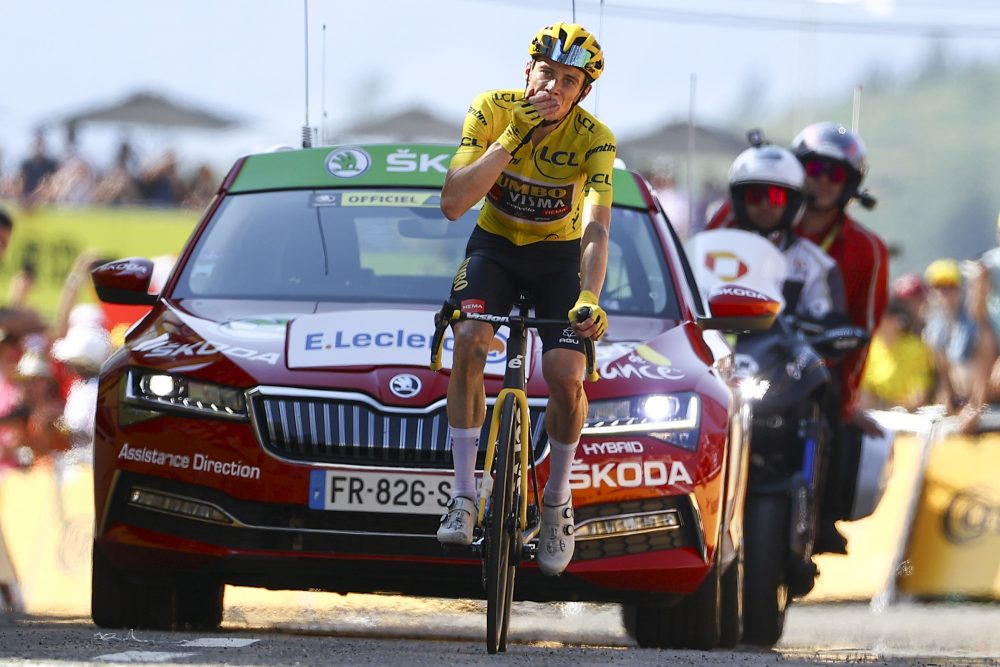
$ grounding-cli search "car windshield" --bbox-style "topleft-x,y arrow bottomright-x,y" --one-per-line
172,188 -> 679,318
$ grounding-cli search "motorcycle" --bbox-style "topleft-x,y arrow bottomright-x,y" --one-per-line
687,230 -> 891,646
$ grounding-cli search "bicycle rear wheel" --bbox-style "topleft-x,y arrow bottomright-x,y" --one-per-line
486,393 -> 519,654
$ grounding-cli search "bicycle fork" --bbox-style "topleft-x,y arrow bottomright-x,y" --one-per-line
478,388 -> 537,552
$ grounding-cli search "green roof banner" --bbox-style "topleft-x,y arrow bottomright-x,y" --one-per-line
230,144 -> 647,208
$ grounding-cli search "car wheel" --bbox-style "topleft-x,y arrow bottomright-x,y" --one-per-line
743,495 -> 789,646
621,562 -> 722,650
719,540 -> 744,648
91,543 -> 175,630
175,578 -> 224,630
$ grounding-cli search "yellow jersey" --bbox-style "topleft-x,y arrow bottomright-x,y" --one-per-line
450,89 -> 616,246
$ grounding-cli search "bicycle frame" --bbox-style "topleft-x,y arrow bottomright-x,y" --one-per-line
430,298 -> 596,540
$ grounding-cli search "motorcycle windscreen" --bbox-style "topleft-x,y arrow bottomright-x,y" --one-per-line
685,229 -> 788,311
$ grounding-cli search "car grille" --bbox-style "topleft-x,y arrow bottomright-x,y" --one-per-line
249,388 -> 548,469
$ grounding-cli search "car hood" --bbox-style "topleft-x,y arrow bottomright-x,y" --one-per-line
125,299 -> 714,401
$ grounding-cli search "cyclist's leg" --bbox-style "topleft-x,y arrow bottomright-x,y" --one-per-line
533,263 -> 586,574
439,234 -> 517,545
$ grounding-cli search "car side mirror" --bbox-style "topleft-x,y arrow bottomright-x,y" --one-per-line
697,284 -> 781,332
91,257 -> 159,306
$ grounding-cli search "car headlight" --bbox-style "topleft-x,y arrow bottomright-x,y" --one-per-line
583,392 -> 700,450
124,369 -> 248,421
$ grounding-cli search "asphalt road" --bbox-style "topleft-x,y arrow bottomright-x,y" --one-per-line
1,594 -> 998,666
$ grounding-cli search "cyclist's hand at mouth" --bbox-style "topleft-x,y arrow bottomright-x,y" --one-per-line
526,79 -> 562,122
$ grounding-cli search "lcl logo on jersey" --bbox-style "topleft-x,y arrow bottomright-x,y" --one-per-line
533,147 -> 580,179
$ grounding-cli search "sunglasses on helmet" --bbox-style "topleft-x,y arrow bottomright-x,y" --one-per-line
804,159 -> 849,184
743,184 -> 789,207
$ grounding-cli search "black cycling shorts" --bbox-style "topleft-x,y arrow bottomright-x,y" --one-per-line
448,226 -> 584,354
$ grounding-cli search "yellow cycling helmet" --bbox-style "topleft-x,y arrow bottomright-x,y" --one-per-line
529,22 -> 604,82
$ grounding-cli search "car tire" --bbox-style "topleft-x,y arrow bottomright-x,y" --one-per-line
622,561 -> 722,650
743,495 -> 789,646
91,543 -> 175,630
175,578 -> 225,630
719,539 -> 744,648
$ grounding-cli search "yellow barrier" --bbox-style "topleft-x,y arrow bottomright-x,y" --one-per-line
0,462 -> 93,615
897,433 -> 1000,599
806,432 -> 927,601
0,204 -> 199,320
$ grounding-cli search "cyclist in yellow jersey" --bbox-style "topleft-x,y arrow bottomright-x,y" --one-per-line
436,22 -> 615,577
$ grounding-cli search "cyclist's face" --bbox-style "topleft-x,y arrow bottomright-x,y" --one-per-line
525,58 -> 589,114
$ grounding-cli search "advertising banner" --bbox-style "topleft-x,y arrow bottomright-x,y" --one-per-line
897,433 -> 1000,599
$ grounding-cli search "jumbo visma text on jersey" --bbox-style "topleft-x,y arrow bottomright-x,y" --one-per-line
452,88 -> 617,246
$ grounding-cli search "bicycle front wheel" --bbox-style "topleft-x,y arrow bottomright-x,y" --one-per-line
486,393 -> 519,654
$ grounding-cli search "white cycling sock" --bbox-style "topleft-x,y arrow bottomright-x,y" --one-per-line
449,426 -> 480,501
543,437 -> 579,505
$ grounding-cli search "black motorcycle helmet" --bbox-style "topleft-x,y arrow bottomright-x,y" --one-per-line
790,122 -> 869,210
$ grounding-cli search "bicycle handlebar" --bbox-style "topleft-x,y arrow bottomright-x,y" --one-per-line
429,301 -> 598,382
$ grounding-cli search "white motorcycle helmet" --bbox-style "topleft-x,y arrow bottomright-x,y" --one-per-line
728,142 -> 807,241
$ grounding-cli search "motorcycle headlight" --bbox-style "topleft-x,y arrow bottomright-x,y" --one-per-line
583,392 -> 700,450
738,376 -> 770,401
124,369 -> 248,421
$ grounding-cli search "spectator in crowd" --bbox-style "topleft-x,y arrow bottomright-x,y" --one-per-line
13,343 -> 68,464
139,150 -> 189,206
37,125 -> 96,205
51,304 -> 112,451
691,177 -> 726,237
891,272 -> 927,335
922,259 -> 979,413
0,210 -> 45,339
17,130 -> 58,206
859,298 -> 935,412
954,213 -> 1000,432
182,163 -> 218,210
648,156 -> 691,239
93,141 -> 142,207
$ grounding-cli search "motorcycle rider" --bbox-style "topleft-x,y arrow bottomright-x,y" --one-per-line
790,123 -> 889,553
725,139 -> 847,323
710,124 -> 887,553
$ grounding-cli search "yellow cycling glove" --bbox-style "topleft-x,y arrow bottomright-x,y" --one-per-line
497,97 -> 543,156
568,290 -> 608,340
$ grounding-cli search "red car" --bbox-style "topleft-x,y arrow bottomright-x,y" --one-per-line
91,143 -> 771,649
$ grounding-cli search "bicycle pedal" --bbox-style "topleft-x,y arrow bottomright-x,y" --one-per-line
522,542 -> 537,560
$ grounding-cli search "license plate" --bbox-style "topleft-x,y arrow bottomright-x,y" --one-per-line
308,469 -> 454,515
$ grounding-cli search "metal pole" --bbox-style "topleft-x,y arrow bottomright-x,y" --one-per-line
687,73 -> 697,234
322,24 -> 327,144
302,0 -> 312,147
852,84 -> 863,134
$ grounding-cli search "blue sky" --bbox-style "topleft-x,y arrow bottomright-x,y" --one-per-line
3,0 -> 1000,174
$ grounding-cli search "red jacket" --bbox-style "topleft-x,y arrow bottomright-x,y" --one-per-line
706,201 -> 889,417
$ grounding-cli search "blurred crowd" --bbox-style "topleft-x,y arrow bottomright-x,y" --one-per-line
855,244 -> 1000,432
0,128 -> 218,210
644,153 -> 1000,434
0,207 -> 118,612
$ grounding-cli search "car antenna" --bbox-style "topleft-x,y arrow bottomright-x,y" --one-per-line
301,0 -> 315,148
321,23 -> 328,145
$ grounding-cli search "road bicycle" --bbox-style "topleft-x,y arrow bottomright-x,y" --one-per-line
430,294 -> 597,654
